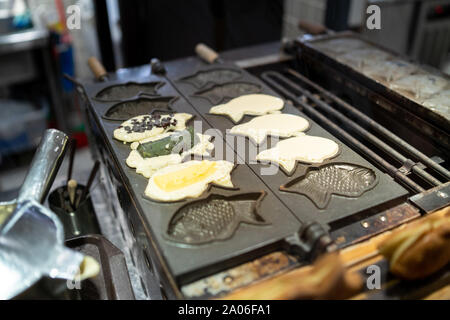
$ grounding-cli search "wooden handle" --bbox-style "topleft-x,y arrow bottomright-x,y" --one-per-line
68,179 -> 77,206
88,56 -> 107,81
195,43 -> 219,64
378,206 -> 450,280
298,20 -> 327,35
221,252 -> 362,300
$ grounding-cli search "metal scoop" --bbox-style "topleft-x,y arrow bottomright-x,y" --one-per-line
0,129 -> 87,299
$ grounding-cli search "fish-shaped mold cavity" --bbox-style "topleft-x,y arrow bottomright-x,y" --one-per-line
280,163 -> 378,209
178,68 -> 242,89
94,81 -> 164,101
103,96 -> 177,121
166,191 -> 268,245
192,82 -> 262,105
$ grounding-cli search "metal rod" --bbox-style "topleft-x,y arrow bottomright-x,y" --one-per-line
264,71 -> 441,187
286,68 -> 450,181
261,72 -> 425,193
76,161 -> 100,208
67,138 -> 77,184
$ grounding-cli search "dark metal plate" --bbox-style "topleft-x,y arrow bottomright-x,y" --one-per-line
409,182 -> 450,213
165,60 -> 409,232
82,74 -> 302,288
166,191 -> 268,245
280,163 -> 379,209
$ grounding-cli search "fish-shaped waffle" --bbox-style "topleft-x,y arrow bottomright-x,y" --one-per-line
95,81 -> 164,101
166,192 -> 268,244
256,135 -> 339,175
113,113 -> 192,143
193,82 -> 261,105
126,128 -> 215,178
179,68 -> 241,89
103,97 -> 176,121
230,113 -> 309,144
145,160 -> 235,202
210,94 -> 285,124
280,164 -> 378,209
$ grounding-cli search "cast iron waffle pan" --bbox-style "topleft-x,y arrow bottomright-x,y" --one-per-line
82,74 -> 302,285
164,59 -> 409,231
296,32 -> 450,149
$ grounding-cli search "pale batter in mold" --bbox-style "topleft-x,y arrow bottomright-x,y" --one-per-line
145,160 -> 234,202
126,132 -> 214,178
114,113 -> 192,143
230,113 -> 310,144
256,135 -> 339,174
209,94 -> 284,123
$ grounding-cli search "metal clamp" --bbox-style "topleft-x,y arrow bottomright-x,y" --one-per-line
284,222 -> 336,262
397,159 -> 417,175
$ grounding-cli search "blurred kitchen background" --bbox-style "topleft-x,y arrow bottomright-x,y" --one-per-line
1,0 -> 450,194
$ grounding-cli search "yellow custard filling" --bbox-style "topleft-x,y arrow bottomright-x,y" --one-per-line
154,161 -> 217,192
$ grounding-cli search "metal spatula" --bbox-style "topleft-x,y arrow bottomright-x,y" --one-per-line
0,129 -> 87,299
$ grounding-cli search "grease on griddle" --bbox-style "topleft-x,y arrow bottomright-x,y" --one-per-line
179,68 -> 242,89
280,164 -> 378,209
95,81 -> 164,101
103,97 -> 176,121
167,192 -> 268,245
192,82 -> 261,104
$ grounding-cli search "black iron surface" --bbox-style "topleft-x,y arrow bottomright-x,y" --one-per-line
75,54 -> 425,299
81,72 -> 302,290
165,59 -> 409,231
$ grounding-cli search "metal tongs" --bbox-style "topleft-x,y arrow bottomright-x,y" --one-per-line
0,129 -> 90,299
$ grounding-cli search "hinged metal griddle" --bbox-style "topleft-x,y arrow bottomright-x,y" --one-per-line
79,72 -> 303,297
164,60 -> 408,230
75,47 -> 447,299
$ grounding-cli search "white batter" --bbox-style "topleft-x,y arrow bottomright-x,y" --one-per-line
209,94 -> 284,123
230,113 -> 310,144
256,135 -> 339,174
113,113 -> 193,143
126,132 -> 214,178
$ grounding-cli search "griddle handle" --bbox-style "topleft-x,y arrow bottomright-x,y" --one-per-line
88,56 -> 108,81
17,129 -> 69,204
195,43 -> 220,64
